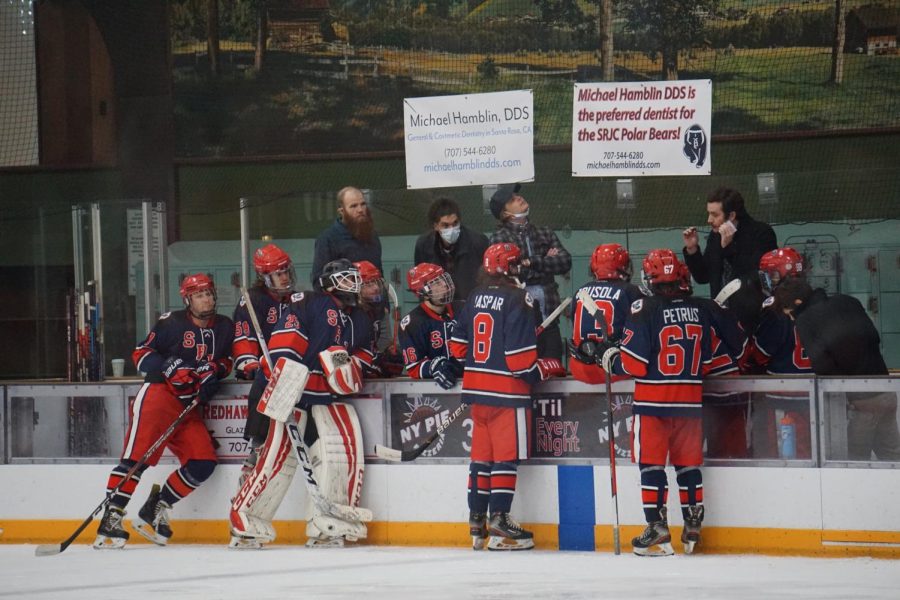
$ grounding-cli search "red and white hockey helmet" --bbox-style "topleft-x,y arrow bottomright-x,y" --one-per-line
590,243 -> 632,281
641,249 -> 684,294
407,263 -> 455,305
482,243 -> 521,277
677,262 -> 693,294
353,260 -> 386,305
179,273 -> 217,318
759,247 -> 804,296
253,244 -> 295,294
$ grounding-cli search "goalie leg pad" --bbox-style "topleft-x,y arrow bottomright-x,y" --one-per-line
310,403 -> 365,508
229,412 -> 304,543
303,403 -> 367,542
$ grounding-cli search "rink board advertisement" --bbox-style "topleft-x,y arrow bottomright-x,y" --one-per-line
571,80 -> 712,177
403,90 -> 535,189
203,396 -> 251,459
388,392 -> 633,459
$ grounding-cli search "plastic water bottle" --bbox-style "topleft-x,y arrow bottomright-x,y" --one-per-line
780,414 -> 797,460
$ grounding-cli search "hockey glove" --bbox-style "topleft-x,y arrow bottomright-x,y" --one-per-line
320,346 -> 363,395
567,338 -> 598,365
195,363 -> 220,404
593,340 -> 620,374
162,357 -> 200,404
429,356 -> 459,390
536,358 -> 566,381
238,360 -> 260,380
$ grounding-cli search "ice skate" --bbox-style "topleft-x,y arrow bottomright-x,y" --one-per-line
228,533 -> 264,550
487,512 -> 534,551
131,484 -> 173,546
469,511 -> 488,551
93,506 -> 129,549
305,534 -> 346,548
632,508 -> 674,557
681,505 -> 704,554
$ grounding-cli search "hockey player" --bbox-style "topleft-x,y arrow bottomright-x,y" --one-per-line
353,260 -> 402,376
742,247 -> 813,458
568,243 -> 643,384
399,263 -> 465,389
596,249 -> 735,556
231,244 -> 296,483
94,273 -> 234,549
229,259 -> 375,548
449,243 -> 566,551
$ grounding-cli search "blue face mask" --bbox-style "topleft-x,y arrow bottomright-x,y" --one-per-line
439,225 -> 461,244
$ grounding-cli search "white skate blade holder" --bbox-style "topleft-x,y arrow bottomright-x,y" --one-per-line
131,517 -> 169,546
633,542 -> 675,557
487,536 -> 535,551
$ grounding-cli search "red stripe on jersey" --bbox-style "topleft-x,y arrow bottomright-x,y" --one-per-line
269,328 -> 309,358
621,352 -> 649,377
232,338 -> 261,364
351,348 -> 375,369
305,374 -> 331,393
449,339 -> 468,360
463,371 -> 530,396
505,347 -> 537,374
633,381 -> 703,405
132,346 -> 153,370
406,360 -> 425,379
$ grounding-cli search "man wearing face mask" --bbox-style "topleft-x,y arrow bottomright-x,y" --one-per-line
682,187 -> 776,330
414,197 -> 490,301
489,183 -> 572,360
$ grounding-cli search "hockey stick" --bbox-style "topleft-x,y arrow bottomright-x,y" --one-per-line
35,399 -> 199,557
374,401 -> 468,462
714,278 -> 741,307
535,296 -> 571,336
373,302 -> 567,462
387,283 -> 400,353
575,288 -> 622,555
240,288 -> 373,523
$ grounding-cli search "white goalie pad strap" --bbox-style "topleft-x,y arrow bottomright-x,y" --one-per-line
258,357 -> 309,422
319,346 -> 362,396
229,409 -> 305,540
310,403 -> 365,508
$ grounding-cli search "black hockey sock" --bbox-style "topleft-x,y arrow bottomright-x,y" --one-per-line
467,461 -> 491,513
675,465 -> 703,520
488,461 -> 519,514
639,463 -> 667,523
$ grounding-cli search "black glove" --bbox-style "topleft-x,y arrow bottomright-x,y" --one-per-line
429,356 -> 458,390
446,357 -> 464,378
195,363 -> 220,404
593,339 -> 620,374
568,339 -> 598,364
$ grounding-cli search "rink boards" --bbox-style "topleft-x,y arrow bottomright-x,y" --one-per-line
1,377 -> 898,557
1,463 -> 898,557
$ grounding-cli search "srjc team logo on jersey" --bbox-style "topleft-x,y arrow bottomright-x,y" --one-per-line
430,331 -> 443,349
266,307 -> 278,324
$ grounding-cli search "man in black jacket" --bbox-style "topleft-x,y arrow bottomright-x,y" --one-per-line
777,277 -> 900,461
414,197 -> 489,302
683,187 -> 776,330
311,187 -> 382,286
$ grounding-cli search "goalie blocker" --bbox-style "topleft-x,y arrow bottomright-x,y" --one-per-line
229,402 -> 367,548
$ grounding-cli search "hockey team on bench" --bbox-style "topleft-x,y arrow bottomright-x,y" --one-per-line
93,240 -> 806,556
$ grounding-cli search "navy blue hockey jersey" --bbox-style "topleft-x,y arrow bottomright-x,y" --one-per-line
267,291 -> 375,405
449,284 -> 541,407
614,295 -> 724,416
232,286 -> 291,378
399,300 -> 464,378
744,304 -> 812,375
133,310 -> 234,381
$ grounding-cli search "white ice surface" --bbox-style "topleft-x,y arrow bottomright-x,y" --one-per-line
2,545 -> 899,600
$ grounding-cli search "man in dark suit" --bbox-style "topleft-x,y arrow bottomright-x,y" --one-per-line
682,187 -> 776,329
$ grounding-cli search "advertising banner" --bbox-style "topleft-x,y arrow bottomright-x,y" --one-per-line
403,90 -> 535,189
572,80 -> 712,177
387,391 -> 633,460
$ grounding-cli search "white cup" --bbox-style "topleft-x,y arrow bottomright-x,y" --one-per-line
111,358 -> 125,378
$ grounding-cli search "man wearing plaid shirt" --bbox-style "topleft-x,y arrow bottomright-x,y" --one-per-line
489,183 -> 572,359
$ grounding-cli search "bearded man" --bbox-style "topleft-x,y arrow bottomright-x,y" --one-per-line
311,186 -> 383,287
